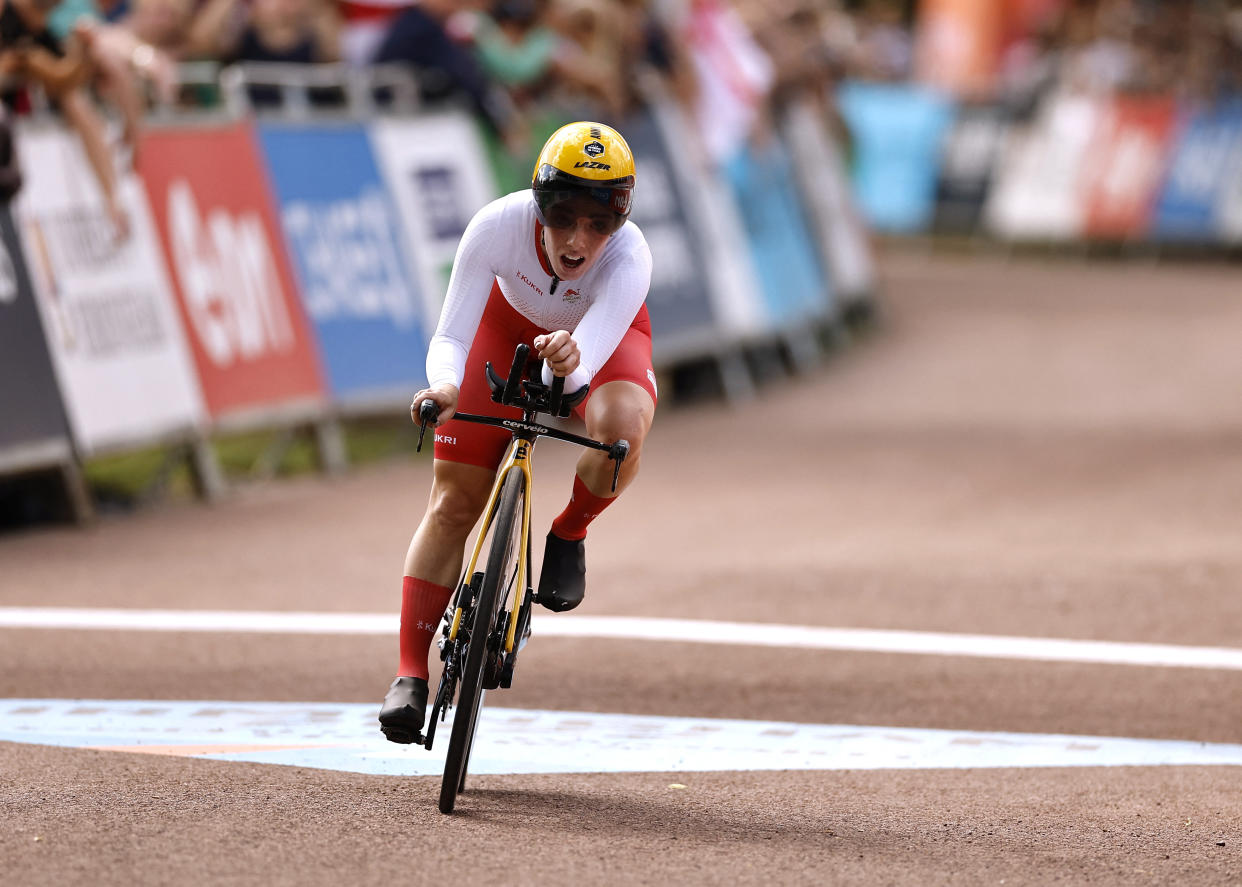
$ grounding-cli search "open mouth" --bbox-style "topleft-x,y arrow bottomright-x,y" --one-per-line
560,254 -> 585,272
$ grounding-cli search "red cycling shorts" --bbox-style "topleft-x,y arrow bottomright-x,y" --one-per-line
433,281 -> 657,471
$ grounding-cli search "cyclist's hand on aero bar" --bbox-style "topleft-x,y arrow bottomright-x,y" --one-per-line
410,383 -> 459,427
534,331 -> 580,378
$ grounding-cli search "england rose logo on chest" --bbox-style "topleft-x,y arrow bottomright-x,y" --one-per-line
563,287 -> 582,303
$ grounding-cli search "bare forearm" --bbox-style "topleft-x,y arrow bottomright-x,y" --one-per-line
60,91 -> 118,205
184,0 -> 242,59
19,46 -> 91,95
312,0 -> 342,62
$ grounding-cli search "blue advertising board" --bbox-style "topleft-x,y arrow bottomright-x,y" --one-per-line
1151,102 -> 1242,241
723,141 -> 830,327
257,122 -> 429,404
837,81 -> 954,233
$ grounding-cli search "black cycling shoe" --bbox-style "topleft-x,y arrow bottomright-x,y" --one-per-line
536,531 -> 586,612
378,676 -> 428,744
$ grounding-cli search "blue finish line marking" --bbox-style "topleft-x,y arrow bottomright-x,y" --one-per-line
2,699 -> 1241,776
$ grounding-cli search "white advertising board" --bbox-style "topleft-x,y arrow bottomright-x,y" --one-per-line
13,124 -> 205,455
985,93 -> 1100,240
369,112 -> 498,333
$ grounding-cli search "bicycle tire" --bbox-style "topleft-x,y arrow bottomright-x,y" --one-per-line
438,466 -> 525,815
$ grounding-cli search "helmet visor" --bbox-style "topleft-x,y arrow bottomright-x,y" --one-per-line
535,188 -> 628,235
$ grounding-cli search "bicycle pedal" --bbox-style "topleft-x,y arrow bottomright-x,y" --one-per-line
380,725 -> 424,746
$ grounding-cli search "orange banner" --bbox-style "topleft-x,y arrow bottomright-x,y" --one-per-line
916,0 -> 1005,96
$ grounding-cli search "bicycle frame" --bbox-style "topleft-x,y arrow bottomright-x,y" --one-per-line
450,433 -> 533,657
416,343 -> 630,758
446,408 -> 624,656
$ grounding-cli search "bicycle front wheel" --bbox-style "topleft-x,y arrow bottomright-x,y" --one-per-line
439,466 -> 525,815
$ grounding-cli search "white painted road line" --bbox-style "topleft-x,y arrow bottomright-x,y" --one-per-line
2,607 -> 1242,671
3,699 -> 1241,776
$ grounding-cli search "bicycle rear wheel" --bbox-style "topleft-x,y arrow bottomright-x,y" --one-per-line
439,466 -> 525,815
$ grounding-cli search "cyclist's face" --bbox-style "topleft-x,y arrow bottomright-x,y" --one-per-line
540,196 -> 616,280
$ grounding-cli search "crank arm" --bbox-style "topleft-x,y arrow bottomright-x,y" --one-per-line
424,670 -> 454,750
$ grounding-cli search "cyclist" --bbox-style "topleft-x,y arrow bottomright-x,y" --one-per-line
379,121 -> 655,744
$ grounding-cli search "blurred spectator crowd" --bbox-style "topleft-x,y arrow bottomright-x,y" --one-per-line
997,0 -> 1242,112
4,0 -> 1242,131
1,0 -> 1241,219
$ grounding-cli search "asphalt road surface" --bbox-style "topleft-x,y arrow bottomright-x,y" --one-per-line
2,247 -> 1240,885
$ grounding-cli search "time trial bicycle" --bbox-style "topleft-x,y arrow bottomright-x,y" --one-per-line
412,343 -> 629,815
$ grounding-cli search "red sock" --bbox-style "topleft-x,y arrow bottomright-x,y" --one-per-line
397,576 -> 453,680
550,474 -> 616,542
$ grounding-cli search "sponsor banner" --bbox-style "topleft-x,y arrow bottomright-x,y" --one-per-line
139,121 -> 326,420
619,105 -> 720,345
985,92 -> 1100,240
0,203 -> 73,463
369,113 -> 497,332
1152,103 -> 1242,241
780,99 -> 874,306
837,81 -> 954,233
13,124 -> 205,454
256,122 -> 429,403
934,102 -> 1011,232
722,140 -> 831,326
1082,95 -> 1177,239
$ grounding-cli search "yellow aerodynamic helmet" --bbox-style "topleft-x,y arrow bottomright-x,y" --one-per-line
531,121 -> 636,234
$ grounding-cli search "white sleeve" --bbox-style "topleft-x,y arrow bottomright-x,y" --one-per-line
542,236 -> 653,393
425,207 -> 502,389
